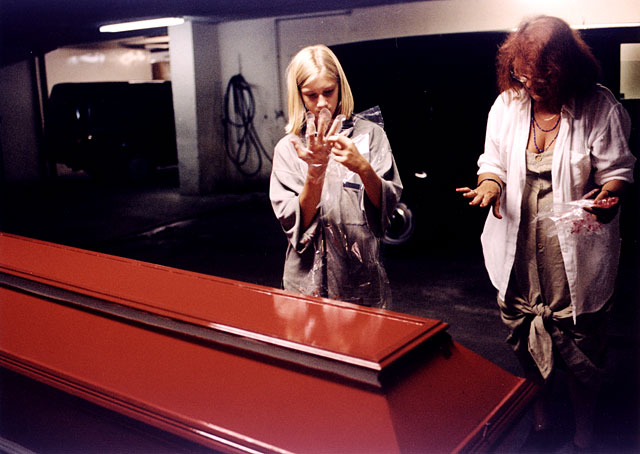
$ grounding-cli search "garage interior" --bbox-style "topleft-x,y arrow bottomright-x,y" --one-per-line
0,1 -> 638,452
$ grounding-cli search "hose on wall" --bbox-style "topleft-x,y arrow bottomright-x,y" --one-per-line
222,74 -> 272,177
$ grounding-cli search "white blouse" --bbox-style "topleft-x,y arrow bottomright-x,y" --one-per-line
477,85 -> 636,318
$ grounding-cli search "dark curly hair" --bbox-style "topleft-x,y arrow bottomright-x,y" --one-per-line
496,15 -> 601,105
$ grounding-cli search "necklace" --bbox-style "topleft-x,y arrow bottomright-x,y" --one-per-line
531,115 -> 559,153
531,100 -> 561,132
532,111 -> 561,132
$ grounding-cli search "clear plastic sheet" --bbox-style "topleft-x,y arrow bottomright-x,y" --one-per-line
301,106 -> 391,307
352,105 -> 385,128
535,197 -> 618,237
318,106 -> 385,219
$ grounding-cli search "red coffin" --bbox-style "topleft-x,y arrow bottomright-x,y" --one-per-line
0,233 -> 536,453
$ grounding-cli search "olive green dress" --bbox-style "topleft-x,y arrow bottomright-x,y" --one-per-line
498,148 -> 607,389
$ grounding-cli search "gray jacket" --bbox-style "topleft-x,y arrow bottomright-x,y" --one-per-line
269,117 -> 402,307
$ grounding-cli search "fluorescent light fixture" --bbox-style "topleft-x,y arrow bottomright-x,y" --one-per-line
100,17 -> 184,33
572,22 -> 640,30
509,22 -> 640,33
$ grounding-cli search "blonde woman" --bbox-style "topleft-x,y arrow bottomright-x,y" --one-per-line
269,44 -> 402,308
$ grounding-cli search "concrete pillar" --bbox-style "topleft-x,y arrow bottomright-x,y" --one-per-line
0,59 -> 42,183
169,20 -> 227,195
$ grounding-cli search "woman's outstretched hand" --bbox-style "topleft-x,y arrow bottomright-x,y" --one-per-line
582,188 -> 620,224
456,179 -> 503,219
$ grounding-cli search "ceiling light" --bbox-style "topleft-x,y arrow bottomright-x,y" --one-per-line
572,22 -> 640,30
100,17 -> 184,33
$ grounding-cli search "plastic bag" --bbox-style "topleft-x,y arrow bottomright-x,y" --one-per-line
536,197 -> 618,237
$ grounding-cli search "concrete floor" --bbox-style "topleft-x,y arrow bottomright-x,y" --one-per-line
1,169 -> 638,453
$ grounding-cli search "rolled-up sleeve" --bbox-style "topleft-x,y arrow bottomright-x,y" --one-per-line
362,125 -> 403,237
269,136 -> 319,253
590,102 -> 636,185
478,94 -> 509,181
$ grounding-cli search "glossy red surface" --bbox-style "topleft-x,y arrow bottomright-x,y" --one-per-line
0,233 -> 443,370
0,233 -> 536,452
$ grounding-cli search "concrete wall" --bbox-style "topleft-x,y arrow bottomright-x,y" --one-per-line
217,18 -> 283,184
170,21 -> 228,194
1,0 -> 639,187
621,43 -> 640,99
213,0 -> 640,191
45,46 -> 154,93
272,0 -> 640,55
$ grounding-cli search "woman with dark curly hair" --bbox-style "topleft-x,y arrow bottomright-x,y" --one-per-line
457,15 -> 635,451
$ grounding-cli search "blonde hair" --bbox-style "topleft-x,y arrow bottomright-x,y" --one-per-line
284,44 -> 354,135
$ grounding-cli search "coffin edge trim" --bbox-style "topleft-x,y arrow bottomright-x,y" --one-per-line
453,377 -> 539,453
0,353 -> 293,454
0,271 -> 448,388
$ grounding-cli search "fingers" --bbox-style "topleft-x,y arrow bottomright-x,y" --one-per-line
305,111 -> 317,146
455,187 -> 476,198
585,200 -> 619,213
290,137 -> 317,160
456,186 -> 503,218
305,111 -> 316,137
456,187 -> 484,204
329,138 -> 368,174
326,114 -> 345,137
492,197 -> 503,219
329,136 -> 355,159
328,135 -> 352,158
582,188 -> 599,200
594,196 -> 619,208
290,137 -> 309,160
299,111 -> 350,167
478,190 -> 498,208
584,196 -> 619,224
328,133 -> 347,151
306,109 -> 341,151
317,108 -> 332,140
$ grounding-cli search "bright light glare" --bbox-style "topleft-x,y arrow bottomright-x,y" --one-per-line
99,17 -> 184,33
509,22 -> 640,32
572,22 -> 640,30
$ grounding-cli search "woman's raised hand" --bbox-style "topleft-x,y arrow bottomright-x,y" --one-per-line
290,109 -> 346,179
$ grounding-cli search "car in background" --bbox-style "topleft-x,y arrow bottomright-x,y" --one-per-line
46,81 -> 177,181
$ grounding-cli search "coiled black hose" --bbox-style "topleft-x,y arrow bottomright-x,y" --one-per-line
222,74 -> 272,177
